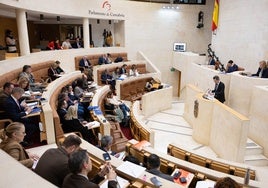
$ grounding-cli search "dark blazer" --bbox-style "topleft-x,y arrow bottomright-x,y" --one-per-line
57,108 -> 67,124
34,146 -> 70,187
5,95 -> 27,122
119,67 -> 127,75
147,168 -> 174,182
252,68 -> 268,78
63,173 -> 118,188
48,67 -> 59,81
72,41 -> 83,48
212,81 -> 225,103
62,119 -> 92,143
98,56 -> 108,65
0,139 -> 33,168
79,59 -> 91,70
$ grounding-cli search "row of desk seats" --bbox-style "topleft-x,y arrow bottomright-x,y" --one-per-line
95,61 -> 147,86
126,140 -> 266,187
119,76 -> 152,102
64,133 -> 181,188
74,52 -> 128,71
47,73 -> 84,143
167,144 -> 256,180
93,86 -> 128,153
130,101 -> 154,144
125,140 -> 202,188
0,60 -> 54,88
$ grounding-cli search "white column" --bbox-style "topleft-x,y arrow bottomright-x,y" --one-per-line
78,26 -> 82,39
83,18 -> 90,49
74,26 -> 78,38
16,9 -> 30,56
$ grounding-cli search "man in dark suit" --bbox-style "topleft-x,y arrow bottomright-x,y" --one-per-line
62,150 -> 118,188
119,64 -> 128,75
72,37 -> 83,48
252,60 -> 268,78
98,54 -> 109,65
4,87 -> 39,141
0,82 -> 14,112
212,75 -> 225,103
146,154 -> 174,182
79,56 -> 91,71
34,135 -> 82,187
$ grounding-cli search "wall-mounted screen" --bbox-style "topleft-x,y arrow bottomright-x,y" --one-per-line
173,43 -> 186,52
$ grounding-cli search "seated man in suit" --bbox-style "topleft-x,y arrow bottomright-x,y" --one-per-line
119,64 -> 128,75
146,154 -> 174,182
225,60 -> 239,73
101,69 -> 115,90
62,150 -> 118,188
35,135 -> 82,187
211,75 -> 225,103
98,54 -> 109,65
252,60 -> 268,78
72,37 -> 83,48
79,56 -> 93,81
0,82 -> 14,112
4,87 -> 39,142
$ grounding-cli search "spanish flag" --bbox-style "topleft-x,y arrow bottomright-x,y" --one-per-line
212,0 -> 219,32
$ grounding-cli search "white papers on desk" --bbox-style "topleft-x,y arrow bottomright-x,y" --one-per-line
116,161 -> 146,178
22,91 -> 31,97
100,176 -> 129,188
119,74 -> 127,80
31,91 -> 42,95
84,121 -> 100,129
196,180 -> 215,188
83,92 -> 94,97
27,102 -> 38,107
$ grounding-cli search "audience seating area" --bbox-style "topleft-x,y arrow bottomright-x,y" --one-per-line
125,140 -> 263,187
167,143 -> 256,180
48,74 -> 82,143
129,101 -> 154,144
74,52 -> 128,71
71,134 -> 181,188
95,62 -> 147,86
93,87 -> 128,153
0,60 -> 54,88
120,76 -> 151,101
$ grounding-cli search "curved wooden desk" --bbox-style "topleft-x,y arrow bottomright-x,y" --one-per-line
130,101 -> 155,147
41,71 -> 82,144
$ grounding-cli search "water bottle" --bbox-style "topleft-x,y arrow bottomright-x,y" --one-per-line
244,168 -> 250,185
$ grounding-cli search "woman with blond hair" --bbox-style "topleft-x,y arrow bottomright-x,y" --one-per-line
63,105 -> 96,144
0,122 -> 39,168
17,76 -> 30,91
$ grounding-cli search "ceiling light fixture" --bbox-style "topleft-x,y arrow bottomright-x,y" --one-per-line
163,0 -> 179,10
162,5 -> 179,9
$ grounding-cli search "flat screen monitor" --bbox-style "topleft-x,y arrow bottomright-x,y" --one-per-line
173,43 -> 186,52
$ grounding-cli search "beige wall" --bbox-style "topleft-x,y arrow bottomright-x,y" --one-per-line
141,86 -> 173,117
249,86 -> 268,157
211,0 -> 268,73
